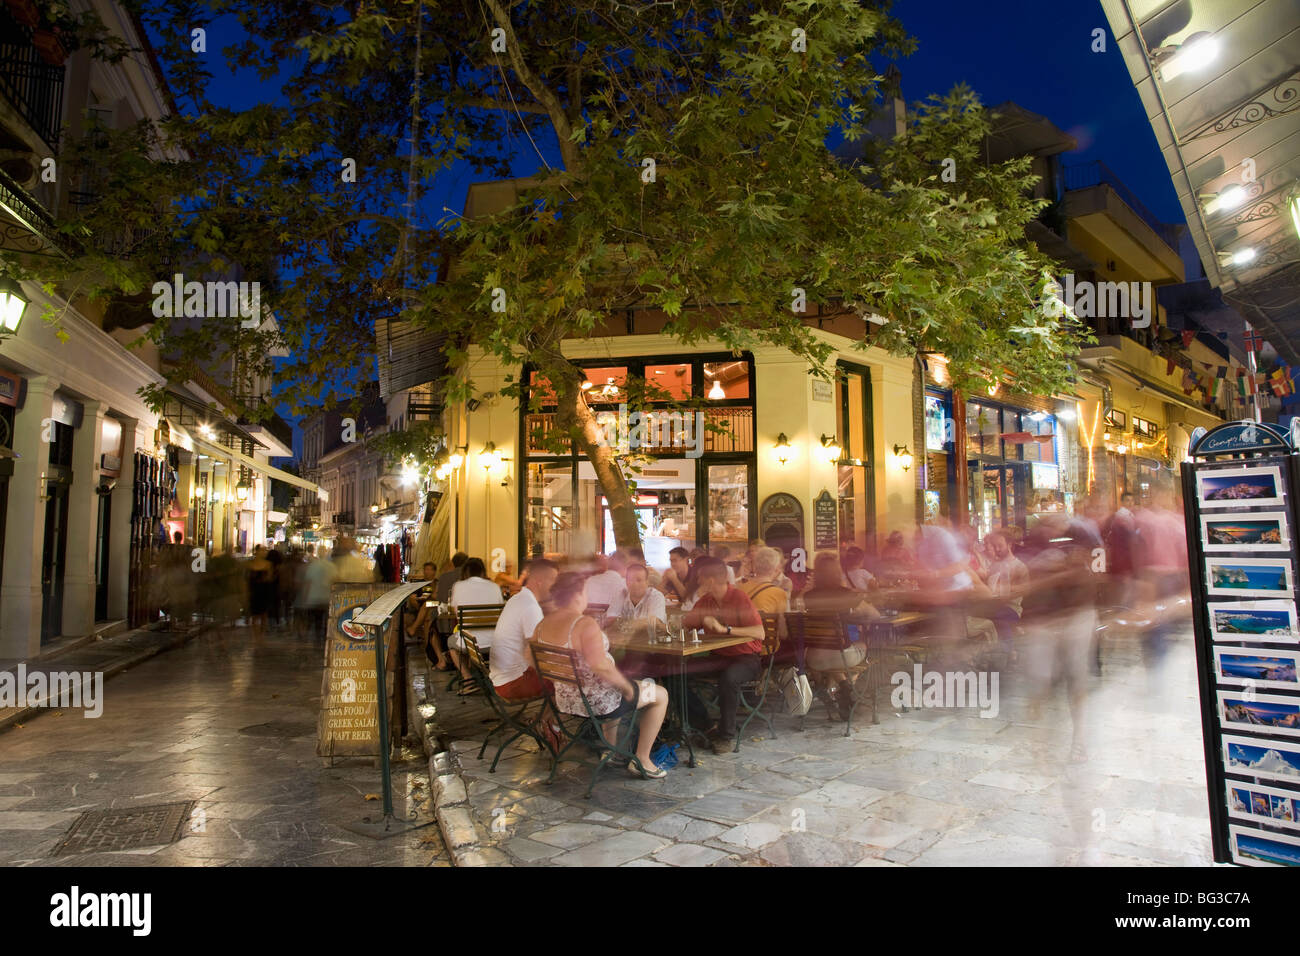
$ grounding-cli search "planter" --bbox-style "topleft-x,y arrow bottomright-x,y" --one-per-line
6,0 -> 40,28
31,28 -> 66,66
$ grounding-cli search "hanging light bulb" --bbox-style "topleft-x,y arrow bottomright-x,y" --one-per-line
708,378 -> 725,400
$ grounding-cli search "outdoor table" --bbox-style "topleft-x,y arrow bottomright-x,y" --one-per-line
608,628 -> 754,767
846,609 -> 936,715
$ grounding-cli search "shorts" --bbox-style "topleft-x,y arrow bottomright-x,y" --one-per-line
494,668 -> 547,701
807,643 -> 866,672
597,682 -> 640,720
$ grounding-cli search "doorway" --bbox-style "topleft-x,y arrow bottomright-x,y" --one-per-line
95,492 -> 111,621
41,476 -> 71,643
967,460 -> 1030,536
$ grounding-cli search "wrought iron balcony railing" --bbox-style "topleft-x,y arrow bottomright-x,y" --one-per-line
0,9 -> 65,153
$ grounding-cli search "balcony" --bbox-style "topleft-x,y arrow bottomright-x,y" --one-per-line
1063,161 -> 1184,283
0,8 -> 65,154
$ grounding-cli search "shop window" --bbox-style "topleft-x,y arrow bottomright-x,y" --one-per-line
967,403 -> 1000,458
646,364 -> 692,401
581,366 -> 627,403
703,361 -> 750,400
707,463 -> 750,554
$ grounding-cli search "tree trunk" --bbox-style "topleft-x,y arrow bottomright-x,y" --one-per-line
552,373 -> 642,552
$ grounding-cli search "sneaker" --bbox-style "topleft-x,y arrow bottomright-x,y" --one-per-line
710,736 -> 735,755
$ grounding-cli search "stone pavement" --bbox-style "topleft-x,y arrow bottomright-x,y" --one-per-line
0,626 -> 445,866
432,625 -> 1214,867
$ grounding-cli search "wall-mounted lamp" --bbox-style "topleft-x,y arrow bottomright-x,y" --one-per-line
235,478 -> 250,503
773,433 -> 792,467
1203,184 -> 1247,216
1290,192 -> 1300,242
479,441 -> 502,471
0,277 -> 28,332
819,433 -> 842,463
1153,31 -> 1219,82
448,449 -> 465,469
892,444 -> 913,472
987,381 -> 1000,397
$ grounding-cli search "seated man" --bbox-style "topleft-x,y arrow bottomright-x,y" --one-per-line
491,559 -> 558,699
801,552 -> 880,719
739,546 -> 790,615
681,557 -> 765,754
661,546 -> 696,605
448,558 -> 507,694
608,562 -> 668,633
981,530 -> 1029,657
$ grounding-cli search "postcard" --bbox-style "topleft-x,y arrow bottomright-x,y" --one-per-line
1197,466 -> 1285,510
1223,734 -> 1300,785
1208,601 -> 1299,643
1229,824 -> 1300,866
1219,691 -> 1300,739
1205,557 -> 1294,598
1201,512 -> 1290,552
1226,781 -> 1300,832
1214,647 -> 1300,690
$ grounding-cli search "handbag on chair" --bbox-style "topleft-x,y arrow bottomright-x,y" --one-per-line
777,666 -> 813,717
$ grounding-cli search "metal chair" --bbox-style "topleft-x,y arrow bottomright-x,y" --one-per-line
460,631 -> 553,772
733,612 -> 783,751
450,603 -> 503,695
786,611 -> 875,736
528,639 -> 650,798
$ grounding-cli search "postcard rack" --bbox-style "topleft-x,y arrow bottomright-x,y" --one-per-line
1184,421 -> 1300,866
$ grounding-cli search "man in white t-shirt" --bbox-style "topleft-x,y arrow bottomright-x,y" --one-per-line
490,559 -> 558,700
447,557 -> 505,690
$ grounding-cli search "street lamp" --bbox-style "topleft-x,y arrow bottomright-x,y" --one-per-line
235,478 -> 249,503
0,277 -> 28,332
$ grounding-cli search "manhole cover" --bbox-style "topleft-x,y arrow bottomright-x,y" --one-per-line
238,721 -> 315,737
53,802 -> 196,857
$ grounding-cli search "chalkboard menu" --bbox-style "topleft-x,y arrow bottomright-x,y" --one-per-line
1185,423 -> 1300,867
317,582 -> 402,761
813,489 -> 838,551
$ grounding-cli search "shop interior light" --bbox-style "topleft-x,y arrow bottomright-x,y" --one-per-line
819,433 -> 842,463
987,381 -> 1000,397
370,502 -> 380,514
0,276 -> 28,332
772,433 -> 792,466
708,378 -> 726,400
580,378 -> 593,391
892,444 -> 913,472
1056,408 -> 1076,422
1204,184 -> 1246,216
1157,31 -> 1219,81
1290,192 -> 1300,242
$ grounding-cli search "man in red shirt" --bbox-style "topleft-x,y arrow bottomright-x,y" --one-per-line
682,557 -> 764,754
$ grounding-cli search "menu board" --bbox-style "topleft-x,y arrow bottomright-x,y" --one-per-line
317,582 -> 401,760
1185,428 -> 1300,866
813,489 -> 838,551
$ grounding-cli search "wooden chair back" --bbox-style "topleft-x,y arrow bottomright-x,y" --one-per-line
457,603 -> 504,632
528,640 -> 582,689
800,611 -> 849,652
759,612 -> 783,656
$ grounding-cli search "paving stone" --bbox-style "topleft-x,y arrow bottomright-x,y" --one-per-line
530,822 -> 620,849
551,831 -> 668,866
457,846 -> 512,866
654,842 -> 729,867
503,837 -> 564,862
680,788 -> 784,825
842,816 -> 922,849
717,820 -> 786,850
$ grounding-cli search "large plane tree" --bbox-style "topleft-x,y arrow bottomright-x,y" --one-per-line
10,0 -> 1085,549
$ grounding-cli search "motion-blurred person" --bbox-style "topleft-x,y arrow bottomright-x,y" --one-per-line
1020,516 -> 1099,762
333,536 -> 375,583
297,544 -> 336,642
1133,485 -> 1190,670
247,545 -> 276,642
583,550 -> 627,609
1102,492 -> 1138,610
801,551 -> 881,719
876,530 -> 916,583
981,530 -> 1029,659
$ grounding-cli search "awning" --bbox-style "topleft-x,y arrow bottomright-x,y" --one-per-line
192,435 -> 329,503
999,432 -> 1056,445
1090,358 -> 1221,420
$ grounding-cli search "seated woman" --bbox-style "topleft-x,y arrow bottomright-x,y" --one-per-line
533,572 -> 671,779
801,552 -> 882,719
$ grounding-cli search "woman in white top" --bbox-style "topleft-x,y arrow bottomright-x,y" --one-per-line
448,557 -> 505,694
534,572 -> 670,778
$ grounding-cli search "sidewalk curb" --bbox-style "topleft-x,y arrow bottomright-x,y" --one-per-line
406,649 -> 498,866
0,622 -> 209,733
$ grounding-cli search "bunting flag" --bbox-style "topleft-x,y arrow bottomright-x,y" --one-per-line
1182,329 -> 1197,348
1244,328 -> 1265,353
1270,366 -> 1295,397
1166,357 -> 1176,376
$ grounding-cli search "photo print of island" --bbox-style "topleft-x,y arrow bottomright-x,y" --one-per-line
1220,691 -> 1300,738
1223,735 -> 1300,785
1197,466 -> 1285,509
1205,557 -> 1294,598
1227,782 -> 1300,832
1230,825 -> 1300,866
1201,512 -> 1290,552
1208,601 -> 1299,642
1214,648 -> 1300,689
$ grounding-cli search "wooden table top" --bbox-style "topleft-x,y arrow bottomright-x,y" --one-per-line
609,631 -> 755,658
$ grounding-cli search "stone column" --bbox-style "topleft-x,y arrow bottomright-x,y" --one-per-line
106,418 -> 138,622
0,376 -> 57,659
63,400 -> 108,636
